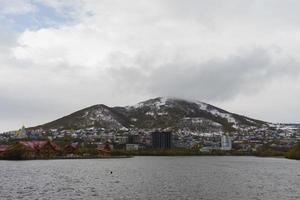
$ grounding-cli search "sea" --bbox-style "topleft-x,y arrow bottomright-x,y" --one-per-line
0,156 -> 299,200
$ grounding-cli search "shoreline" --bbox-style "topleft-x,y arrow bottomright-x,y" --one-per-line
0,155 -> 133,161
0,154 -> 295,161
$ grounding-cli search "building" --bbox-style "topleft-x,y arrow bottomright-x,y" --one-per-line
100,133 -> 114,143
16,126 -> 27,139
152,132 -> 172,149
128,135 -> 139,144
200,142 -> 221,152
64,142 -> 80,155
3,141 -> 61,159
0,145 -> 10,157
221,135 -> 232,150
139,134 -> 152,146
126,144 -> 139,151
114,135 -> 128,144
97,142 -> 114,151
20,141 -> 61,158
98,142 -> 112,157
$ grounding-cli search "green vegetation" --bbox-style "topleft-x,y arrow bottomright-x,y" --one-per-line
112,148 -> 250,156
112,148 -> 199,156
286,143 -> 300,160
253,145 -> 286,157
2,140 -> 300,160
2,143 -> 26,160
77,147 -> 99,156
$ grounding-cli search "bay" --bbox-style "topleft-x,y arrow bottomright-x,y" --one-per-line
0,156 -> 299,200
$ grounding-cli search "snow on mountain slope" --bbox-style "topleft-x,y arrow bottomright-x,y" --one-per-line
34,104 -> 128,130
32,97 -> 269,131
125,97 -> 266,129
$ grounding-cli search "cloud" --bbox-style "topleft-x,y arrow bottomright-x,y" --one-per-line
0,0 -> 36,15
1,0 -> 300,131
109,48 -> 300,101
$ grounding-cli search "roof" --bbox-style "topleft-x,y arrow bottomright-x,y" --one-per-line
18,141 -> 60,151
98,149 -> 111,153
0,145 -> 10,152
64,142 -> 80,149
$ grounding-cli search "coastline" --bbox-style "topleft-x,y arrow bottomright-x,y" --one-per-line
0,155 -> 133,161
0,154 -> 294,161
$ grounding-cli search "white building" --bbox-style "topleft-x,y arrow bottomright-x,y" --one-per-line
221,135 -> 232,150
126,144 -> 139,151
97,143 -> 114,150
115,135 -> 128,144
17,126 -> 27,139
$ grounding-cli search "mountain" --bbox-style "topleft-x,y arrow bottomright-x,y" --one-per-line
31,97 -> 270,132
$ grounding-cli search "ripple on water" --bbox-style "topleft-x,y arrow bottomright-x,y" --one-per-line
0,157 -> 300,200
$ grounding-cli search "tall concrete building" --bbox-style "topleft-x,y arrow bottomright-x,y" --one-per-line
152,132 -> 172,149
128,135 -> 139,144
221,135 -> 232,150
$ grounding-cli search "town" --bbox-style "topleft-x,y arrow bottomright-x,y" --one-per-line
1,124 -> 300,160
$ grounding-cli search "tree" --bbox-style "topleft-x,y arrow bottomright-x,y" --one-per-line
3,143 -> 25,160
286,143 -> 300,160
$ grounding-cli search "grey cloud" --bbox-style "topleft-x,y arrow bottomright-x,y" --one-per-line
111,48 -> 300,102
2,0 -> 300,131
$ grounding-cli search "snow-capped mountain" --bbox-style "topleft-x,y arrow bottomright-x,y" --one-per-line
32,97 -> 269,131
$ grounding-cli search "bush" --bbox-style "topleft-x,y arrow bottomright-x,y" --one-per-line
3,144 -> 25,160
112,148 -> 201,156
286,143 -> 300,160
254,145 -> 286,157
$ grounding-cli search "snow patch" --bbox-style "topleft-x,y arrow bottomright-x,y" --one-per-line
82,107 -> 125,128
146,111 -> 155,116
130,97 -> 168,109
154,97 -> 168,109
209,109 -> 237,124
82,111 -> 89,118
157,112 -> 168,116
196,101 -> 208,111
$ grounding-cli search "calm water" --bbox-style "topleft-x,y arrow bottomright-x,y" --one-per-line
0,156 -> 300,200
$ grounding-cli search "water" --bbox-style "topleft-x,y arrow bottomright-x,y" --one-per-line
0,156 -> 300,200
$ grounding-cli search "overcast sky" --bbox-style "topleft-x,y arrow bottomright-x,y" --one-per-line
1,0 -> 300,131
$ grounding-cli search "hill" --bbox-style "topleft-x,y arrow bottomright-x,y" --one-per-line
31,97 -> 271,132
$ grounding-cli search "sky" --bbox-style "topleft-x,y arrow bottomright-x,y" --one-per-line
1,0 -> 300,132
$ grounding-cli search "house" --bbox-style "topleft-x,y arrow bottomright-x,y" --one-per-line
9,141 -> 61,159
114,135 -> 128,144
98,142 -> 112,157
21,141 -> 60,159
64,142 -> 80,155
0,145 -> 10,157
126,144 -> 139,151
200,141 -> 220,152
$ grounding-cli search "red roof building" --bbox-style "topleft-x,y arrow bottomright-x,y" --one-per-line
19,141 -> 60,151
98,142 -> 112,157
15,141 -> 61,159
0,145 -> 10,156
64,142 -> 80,155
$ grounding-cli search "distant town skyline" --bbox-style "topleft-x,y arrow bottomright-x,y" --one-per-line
1,0 -> 300,131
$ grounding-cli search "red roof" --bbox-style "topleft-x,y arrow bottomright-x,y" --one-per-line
0,145 -> 10,152
19,141 -> 60,151
64,142 -> 80,149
